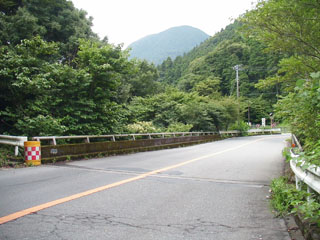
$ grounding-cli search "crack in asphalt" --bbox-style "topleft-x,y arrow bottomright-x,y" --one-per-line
26,211 -> 279,239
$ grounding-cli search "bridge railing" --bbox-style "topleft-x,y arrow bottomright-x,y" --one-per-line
290,134 -> 320,198
248,128 -> 282,133
32,132 -> 218,145
32,128 -> 282,145
0,135 -> 28,156
0,129 -> 283,158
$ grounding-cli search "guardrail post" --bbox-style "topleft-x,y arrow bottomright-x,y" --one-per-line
51,137 -> 57,146
307,186 -> 312,202
15,146 -> 19,156
295,176 -> 302,190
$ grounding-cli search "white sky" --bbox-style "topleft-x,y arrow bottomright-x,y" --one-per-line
71,0 -> 257,48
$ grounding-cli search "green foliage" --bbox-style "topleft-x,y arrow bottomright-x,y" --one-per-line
275,72 -> 320,161
230,121 -> 250,135
242,0 -> 320,67
245,97 -> 273,125
125,59 -> 162,99
292,143 -> 320,170
157,20 -> 281,125
128,89 -> 239,132
4,0 -> 317,142
270,177 -> 304,215
126,121 -> 159,134
242,0 -> 320,92
158,21 -> 280,98
0,145 -> 11,167
166,122 -> 193,132
270,177 -> 320,227
192,77 -> 221,98
128,89 -> 193,128
0,0 -> 97,62
0,37 -> 130,136
242,0 -> 320,169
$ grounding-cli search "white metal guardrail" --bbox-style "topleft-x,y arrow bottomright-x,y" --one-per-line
32,132 -> 217,145
0,129 -> 283,156
220,128 -> 281,135
290,134 -> 320,196
32,129 -> 283,145
248,128 -> 281,134
219,130 -> 240,135
0,135 -> 28,156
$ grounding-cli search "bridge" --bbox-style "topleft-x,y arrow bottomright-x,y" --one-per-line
0,132 -> 309,239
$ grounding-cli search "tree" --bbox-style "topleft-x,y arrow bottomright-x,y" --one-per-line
275,72 -> 320,150
0,37 -> 131,136
243,0 -> 320,63
243,0 -> 320,162
127,60 -> 161,98
0,0 -> 97,61
0,37 -> 66,135
242,0 -> 320,90
193,76 -> 221,98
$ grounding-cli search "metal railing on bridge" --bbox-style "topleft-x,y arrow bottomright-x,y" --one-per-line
32,128 -> 282,145
32,132 -> 217,145
0,135 -> 28,156
0,129 -> 283,155
290,134 -> 320,198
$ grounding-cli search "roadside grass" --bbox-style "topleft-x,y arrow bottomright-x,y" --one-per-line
269,147 -> 320,239
0,145 -> 25,168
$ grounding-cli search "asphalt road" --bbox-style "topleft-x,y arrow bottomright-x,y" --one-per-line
0,134 -> 291,240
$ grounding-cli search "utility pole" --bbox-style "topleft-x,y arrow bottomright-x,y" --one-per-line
233,64 -> 242,125
233,65 -> 241,99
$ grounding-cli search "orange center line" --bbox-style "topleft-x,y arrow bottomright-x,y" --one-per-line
0,136 -> 278,225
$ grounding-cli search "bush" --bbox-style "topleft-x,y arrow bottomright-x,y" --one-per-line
166,122 -> 193,132
230,121 -> 250,135
126,121 -> 159,133
270,177 -> 320,227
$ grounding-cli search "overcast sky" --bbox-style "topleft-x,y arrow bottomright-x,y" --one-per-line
71,0 -> 257,48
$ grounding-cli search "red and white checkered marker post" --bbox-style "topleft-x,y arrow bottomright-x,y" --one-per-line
24,141 -> 41,165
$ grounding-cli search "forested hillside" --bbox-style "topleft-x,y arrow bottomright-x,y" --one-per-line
128,26 -> 209,65
158,21 -> 282,124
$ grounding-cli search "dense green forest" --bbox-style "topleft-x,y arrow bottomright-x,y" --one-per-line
0,0 -> 319,163
157,20 -> 282,124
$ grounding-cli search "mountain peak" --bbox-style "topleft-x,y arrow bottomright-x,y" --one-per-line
128,26 -> 209,65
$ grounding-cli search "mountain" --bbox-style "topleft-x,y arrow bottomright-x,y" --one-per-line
158,20 -> 281,101
128,26 -> 210,65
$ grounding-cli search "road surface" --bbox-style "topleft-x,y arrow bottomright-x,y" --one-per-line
0,134 -> 291,239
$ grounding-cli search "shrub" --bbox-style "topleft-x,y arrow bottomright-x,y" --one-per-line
270,177 -> 320,227
230,121 -> 250,135
126,121 -> 159,133
166,122 -> 193,132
